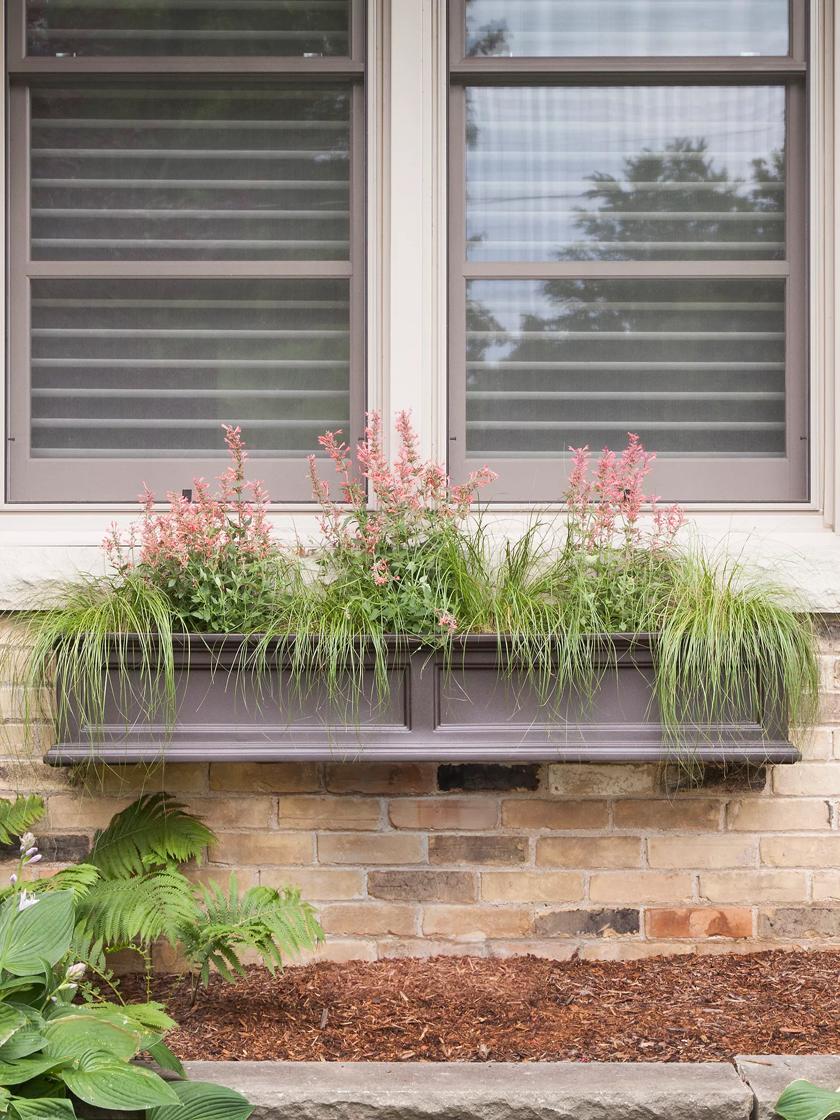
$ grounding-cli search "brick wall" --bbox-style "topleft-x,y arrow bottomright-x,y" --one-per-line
3,617 -> 840,963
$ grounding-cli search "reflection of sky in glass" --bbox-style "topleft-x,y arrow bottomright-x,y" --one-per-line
466,86 -> 786,261
465,0 -> 789,58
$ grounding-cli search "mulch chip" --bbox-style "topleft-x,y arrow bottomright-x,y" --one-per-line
125,951 -> 840,1063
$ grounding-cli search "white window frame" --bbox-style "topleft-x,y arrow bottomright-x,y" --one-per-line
1,0 -> 840,608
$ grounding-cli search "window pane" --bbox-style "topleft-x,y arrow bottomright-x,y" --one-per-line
465,0 -> 789,58
27,0 -> 351,57
465,85 -> 786,262
30,278 -> 350,459
31,86 -> 351,261
465,278 -> 786,461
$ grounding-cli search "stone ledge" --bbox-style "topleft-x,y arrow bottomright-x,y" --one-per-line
736,1055 -> 840,1120
183,1061 -> 753,1120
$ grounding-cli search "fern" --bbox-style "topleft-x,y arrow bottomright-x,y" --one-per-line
179,876 -> 323,987
76,869 -> 200,947
0,796 -> 45,845
88,792 -> 214,876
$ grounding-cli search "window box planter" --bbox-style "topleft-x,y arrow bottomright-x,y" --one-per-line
44,632 -> 799,766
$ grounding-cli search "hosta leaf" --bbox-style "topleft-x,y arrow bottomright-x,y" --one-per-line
777,1081 -> 840,1120
60,1051 -> 179,1112
0,1009 -> 27,1052
0,1009 -> 46,1063
147,1080 -> 253,1120
0,893 -> 74,976
43,1011 -> 140,1063
10,1099 -> 75,1120
0,1056 -> 64,1087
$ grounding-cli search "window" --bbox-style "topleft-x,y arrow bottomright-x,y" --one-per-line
448,0 -> 808,502
6,0 -> 365,502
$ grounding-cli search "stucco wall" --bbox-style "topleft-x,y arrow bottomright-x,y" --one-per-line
3,616 -> 840,964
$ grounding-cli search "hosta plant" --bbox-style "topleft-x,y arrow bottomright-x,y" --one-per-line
777,1080 -> 840,1120
0,878 -> 252,1119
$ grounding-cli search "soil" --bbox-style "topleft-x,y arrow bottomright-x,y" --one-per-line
122,950 -> 840,1063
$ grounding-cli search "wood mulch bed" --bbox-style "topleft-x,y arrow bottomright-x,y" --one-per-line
124,950 -> 840,1063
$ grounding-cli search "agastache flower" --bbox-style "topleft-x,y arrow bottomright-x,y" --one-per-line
437,611 -> 458,635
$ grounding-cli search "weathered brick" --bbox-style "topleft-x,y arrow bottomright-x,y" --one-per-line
84,764 -> 208,796
549,764 -> 658,797
790,728 -> 833,761
325,764 -> 436,795
45,795 -> 131,831
258,868 -> 364,900
318,902 -> 417,937
589,871 -> 693,905
210,832 -> 312,866
422,905 -> 531,940
0,761 -> 68,794
613,799 -> 721,831
647,835 -> 757,869
481,871 -> 583,903
759,907 -> 840,939
185,866 -> 260,891
298,939 -> 378,964
772,763 -> 840,796
277,795 -> 380,830
209,762 -> 321,793
534,908 -> 639,938
761,834 -> 840,867
501,800 -> 608,831
388,798 -> 497,831
0,687 -> 53,723
646,907 -> 753,939
579,941 -> 694,960
186,797 -> 273,830
429,834 -> 527,866
536,836 -> 641,868
699,870 -> 808,904
33,834 -> 90,862
726,798 -> 830,831
661,764 -> 767,796
487,940 -> 577,961
318,833 -> 425,865
368,870 -> 476,903
438,764 -> 540,792
813,871 -> 840,901
377,939 -> 483,959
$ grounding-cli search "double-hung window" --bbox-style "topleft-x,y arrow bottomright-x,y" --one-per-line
6,0 -> 365,502
448,0 -> 808,502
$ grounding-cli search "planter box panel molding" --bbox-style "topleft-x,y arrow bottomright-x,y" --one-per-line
45,634 -> 798,766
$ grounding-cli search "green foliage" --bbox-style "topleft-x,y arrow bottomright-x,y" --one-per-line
89,793 -> 214,877
776,1080 -> 840,1120
0,887 -> 252,1120
0,799 -> 44,847
179,876 -> 324,987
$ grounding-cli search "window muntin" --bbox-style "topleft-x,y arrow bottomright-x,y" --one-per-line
449,0 -> 807,504
7,0 -> 365,503
26,0 -> 352,58
464,0 -> 790,59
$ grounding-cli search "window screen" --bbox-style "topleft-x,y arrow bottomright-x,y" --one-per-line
7,0 -> 364,502
449,0 -> 808,502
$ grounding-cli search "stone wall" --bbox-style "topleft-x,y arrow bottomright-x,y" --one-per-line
2,617 -> 840,963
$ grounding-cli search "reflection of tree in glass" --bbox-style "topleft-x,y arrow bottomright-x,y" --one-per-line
567,138 -> 785,260
467,21 -> 511,57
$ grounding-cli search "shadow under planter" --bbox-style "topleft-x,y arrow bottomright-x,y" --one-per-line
44,632 -> 798,766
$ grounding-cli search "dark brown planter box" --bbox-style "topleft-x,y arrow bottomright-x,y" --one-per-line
44,632 -> 798,766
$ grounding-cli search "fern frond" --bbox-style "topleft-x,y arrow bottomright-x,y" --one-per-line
0,796 -> 45,845
178,875 -> 323,985
88,792 -> 215,877
76,869 -> 200,948
29,864 -> 101,900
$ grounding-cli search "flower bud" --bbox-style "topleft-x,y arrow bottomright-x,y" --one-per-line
66,962 -> 86,981
27,854 -> 42,864
19,833 -> 35,852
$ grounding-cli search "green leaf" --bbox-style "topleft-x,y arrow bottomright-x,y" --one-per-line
0,1008 -> 46,1063
0,799 -> 45,847
0,1056 -> 64,1087
43,1010 -> 140,1063
0,893 -> 75,976
0,1009 -> 27,1052
147,1080 -> 253,1120
776,1081 -> 840,1120
60,1051 -> 179,1112
10,1099 -> 75,1120
88,794 -> 214,878
145,1041 -> 185,1078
